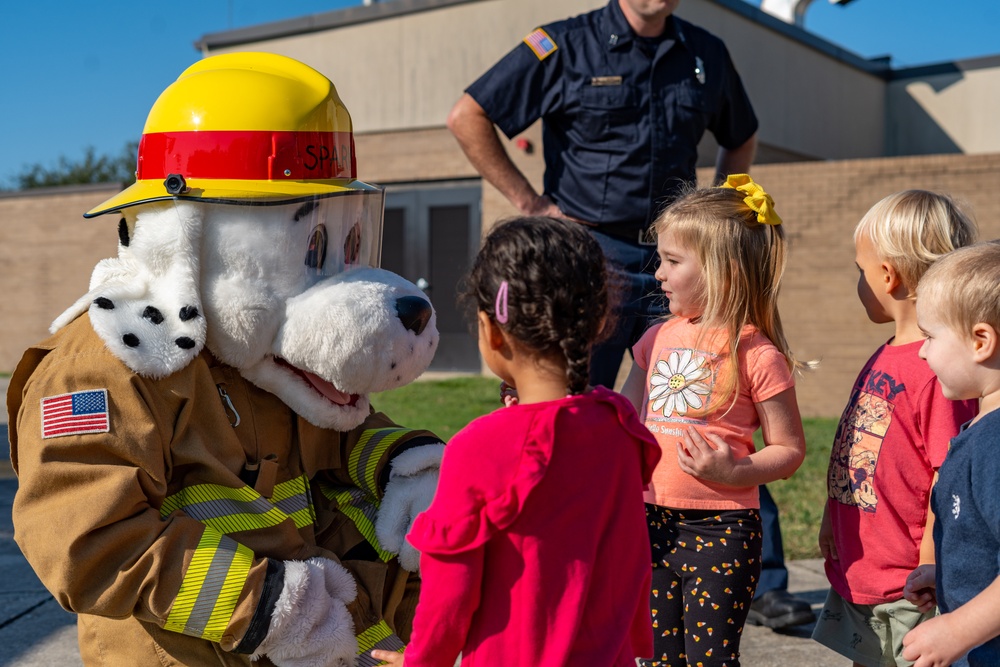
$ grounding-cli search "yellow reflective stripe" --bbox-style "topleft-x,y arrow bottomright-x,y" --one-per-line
165,529 -> 253,642
161,476 -> 315,534
272,476 -> 317,529
349,428 -> 410,497
319,483 -> 394,562
335,487 -> 394,562
356,620 -> 405,666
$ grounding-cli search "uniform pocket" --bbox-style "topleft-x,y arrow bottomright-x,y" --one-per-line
670,84 -> 710,143
576,84 -> 640,148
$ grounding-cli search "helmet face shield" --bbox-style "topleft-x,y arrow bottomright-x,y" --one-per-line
296,187 -> 385,280
144,184 -> 385,300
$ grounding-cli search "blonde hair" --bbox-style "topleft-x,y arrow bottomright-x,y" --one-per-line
917,241 -> 1000,336
652,185 -> 802,412
854,190 -> 977,295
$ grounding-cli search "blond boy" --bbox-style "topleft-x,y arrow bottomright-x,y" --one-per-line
901,242 -> 1000,667
812,191 -> 978,667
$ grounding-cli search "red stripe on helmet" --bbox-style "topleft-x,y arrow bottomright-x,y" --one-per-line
136,130 -> 356,181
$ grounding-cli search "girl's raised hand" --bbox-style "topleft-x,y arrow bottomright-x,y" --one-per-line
676,426 -> 736,484
371,650 -> 405,666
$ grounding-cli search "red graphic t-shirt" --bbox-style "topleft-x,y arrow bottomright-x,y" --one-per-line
825,340 -> 978,604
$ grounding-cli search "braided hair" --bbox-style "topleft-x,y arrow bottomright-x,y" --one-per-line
464,216 -> 609,395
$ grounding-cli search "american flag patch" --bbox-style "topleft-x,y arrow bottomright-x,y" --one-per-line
41,389 -> 110,439
523,28 -> 557,61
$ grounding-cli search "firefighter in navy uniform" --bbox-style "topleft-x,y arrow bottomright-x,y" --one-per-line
449,0 -> 757,385
8,52 -> 443,666
448,0 -> 814,632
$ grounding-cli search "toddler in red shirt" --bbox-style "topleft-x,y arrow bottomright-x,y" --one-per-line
813,190 -> 979,667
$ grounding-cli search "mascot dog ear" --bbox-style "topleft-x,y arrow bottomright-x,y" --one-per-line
51,201 -> 207,379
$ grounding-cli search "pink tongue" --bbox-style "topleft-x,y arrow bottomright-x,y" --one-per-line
301,370 -> 353,405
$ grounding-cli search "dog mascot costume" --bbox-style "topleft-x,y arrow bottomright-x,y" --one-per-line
7,53 -> 445,666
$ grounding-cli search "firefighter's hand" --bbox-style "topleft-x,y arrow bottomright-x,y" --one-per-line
251,557 -> 358,667
376,443 -> 444,572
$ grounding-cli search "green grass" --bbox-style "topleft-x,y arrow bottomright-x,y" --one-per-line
759,419 -> 836,560
374,376 -> 836,560
372,376 -> 503,442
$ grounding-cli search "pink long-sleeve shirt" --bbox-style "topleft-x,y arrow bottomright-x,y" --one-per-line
403,387 -> 660,667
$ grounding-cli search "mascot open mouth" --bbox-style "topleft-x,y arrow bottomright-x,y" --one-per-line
274,357 -> 361,407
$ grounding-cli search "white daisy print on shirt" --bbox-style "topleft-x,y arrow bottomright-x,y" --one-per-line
649,349 -> 713,417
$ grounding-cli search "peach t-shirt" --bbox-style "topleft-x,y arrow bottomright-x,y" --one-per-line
632,317 -> 795,510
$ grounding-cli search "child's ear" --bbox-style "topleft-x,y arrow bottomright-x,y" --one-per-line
881,261 -> 903,295
971,322 -> 999,363
477,311 -> 507,351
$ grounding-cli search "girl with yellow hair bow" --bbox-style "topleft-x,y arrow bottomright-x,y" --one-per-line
621,174 -> 808,667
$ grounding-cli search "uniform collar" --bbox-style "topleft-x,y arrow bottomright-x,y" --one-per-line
602,0 -> 684,52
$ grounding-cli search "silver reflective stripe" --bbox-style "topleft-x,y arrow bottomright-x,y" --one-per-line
182,496 -> 276,523
183,535 -> 241,636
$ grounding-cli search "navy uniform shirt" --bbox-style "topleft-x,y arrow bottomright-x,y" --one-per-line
467,0 -> 758,232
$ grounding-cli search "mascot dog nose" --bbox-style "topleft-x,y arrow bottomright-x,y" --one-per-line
395,296 -> 433,336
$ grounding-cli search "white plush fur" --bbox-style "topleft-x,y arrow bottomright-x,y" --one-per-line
55,198 -> 439,430
52,202 -> 206,378
251,557 -> 359,667
376,444 -> 445,572
243,267 -> 439,430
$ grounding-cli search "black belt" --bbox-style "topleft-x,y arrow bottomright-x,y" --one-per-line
593,222 -> 656,246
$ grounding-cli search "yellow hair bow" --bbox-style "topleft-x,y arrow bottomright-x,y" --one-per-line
720,174 -> 782,226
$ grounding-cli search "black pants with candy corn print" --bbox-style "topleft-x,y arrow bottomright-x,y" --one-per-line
638,504 -> 763,667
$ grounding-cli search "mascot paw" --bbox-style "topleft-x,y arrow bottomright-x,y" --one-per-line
251,558 -> 358,667
376,444 -> 444,572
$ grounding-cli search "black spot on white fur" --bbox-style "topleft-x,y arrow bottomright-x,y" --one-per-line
118,218 -> 130,247
179,306 -> 200,321
143,306 -> 164,325
95,297 -> 114,310
123,333 -> 140,347
176,337 -> 196,350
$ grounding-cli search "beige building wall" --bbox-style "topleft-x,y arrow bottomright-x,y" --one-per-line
205,0 -> 601,137
888,59 -> 1000,156
0,184 -> 121,374
746,153 -> 1000,417
203,0 -> 887,166
673,0 -> 885,161
5,154 -> 999,419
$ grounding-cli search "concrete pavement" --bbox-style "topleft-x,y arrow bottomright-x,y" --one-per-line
0,375 -> 844,665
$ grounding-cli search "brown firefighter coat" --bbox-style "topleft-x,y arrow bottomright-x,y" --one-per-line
7,314 -> 435,666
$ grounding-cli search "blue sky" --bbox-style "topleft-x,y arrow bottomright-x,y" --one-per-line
2,0 -> 998,187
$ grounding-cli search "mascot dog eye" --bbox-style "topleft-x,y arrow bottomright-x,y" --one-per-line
11,52 -> 444,667
306,224 -> 327,271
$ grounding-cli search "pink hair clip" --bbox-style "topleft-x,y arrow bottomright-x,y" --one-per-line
495,280 -> 509,324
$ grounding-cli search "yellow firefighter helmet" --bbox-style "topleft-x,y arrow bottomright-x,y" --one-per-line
86,51 -> 375,217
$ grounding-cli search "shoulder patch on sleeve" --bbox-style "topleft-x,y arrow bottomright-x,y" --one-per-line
41,389 -> 110,439
523,28 -> 558,61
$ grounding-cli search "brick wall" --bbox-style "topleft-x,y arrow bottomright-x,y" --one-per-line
0,184 -> 121,376
739,153 -> 1000,417
3,153 -> 998,417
